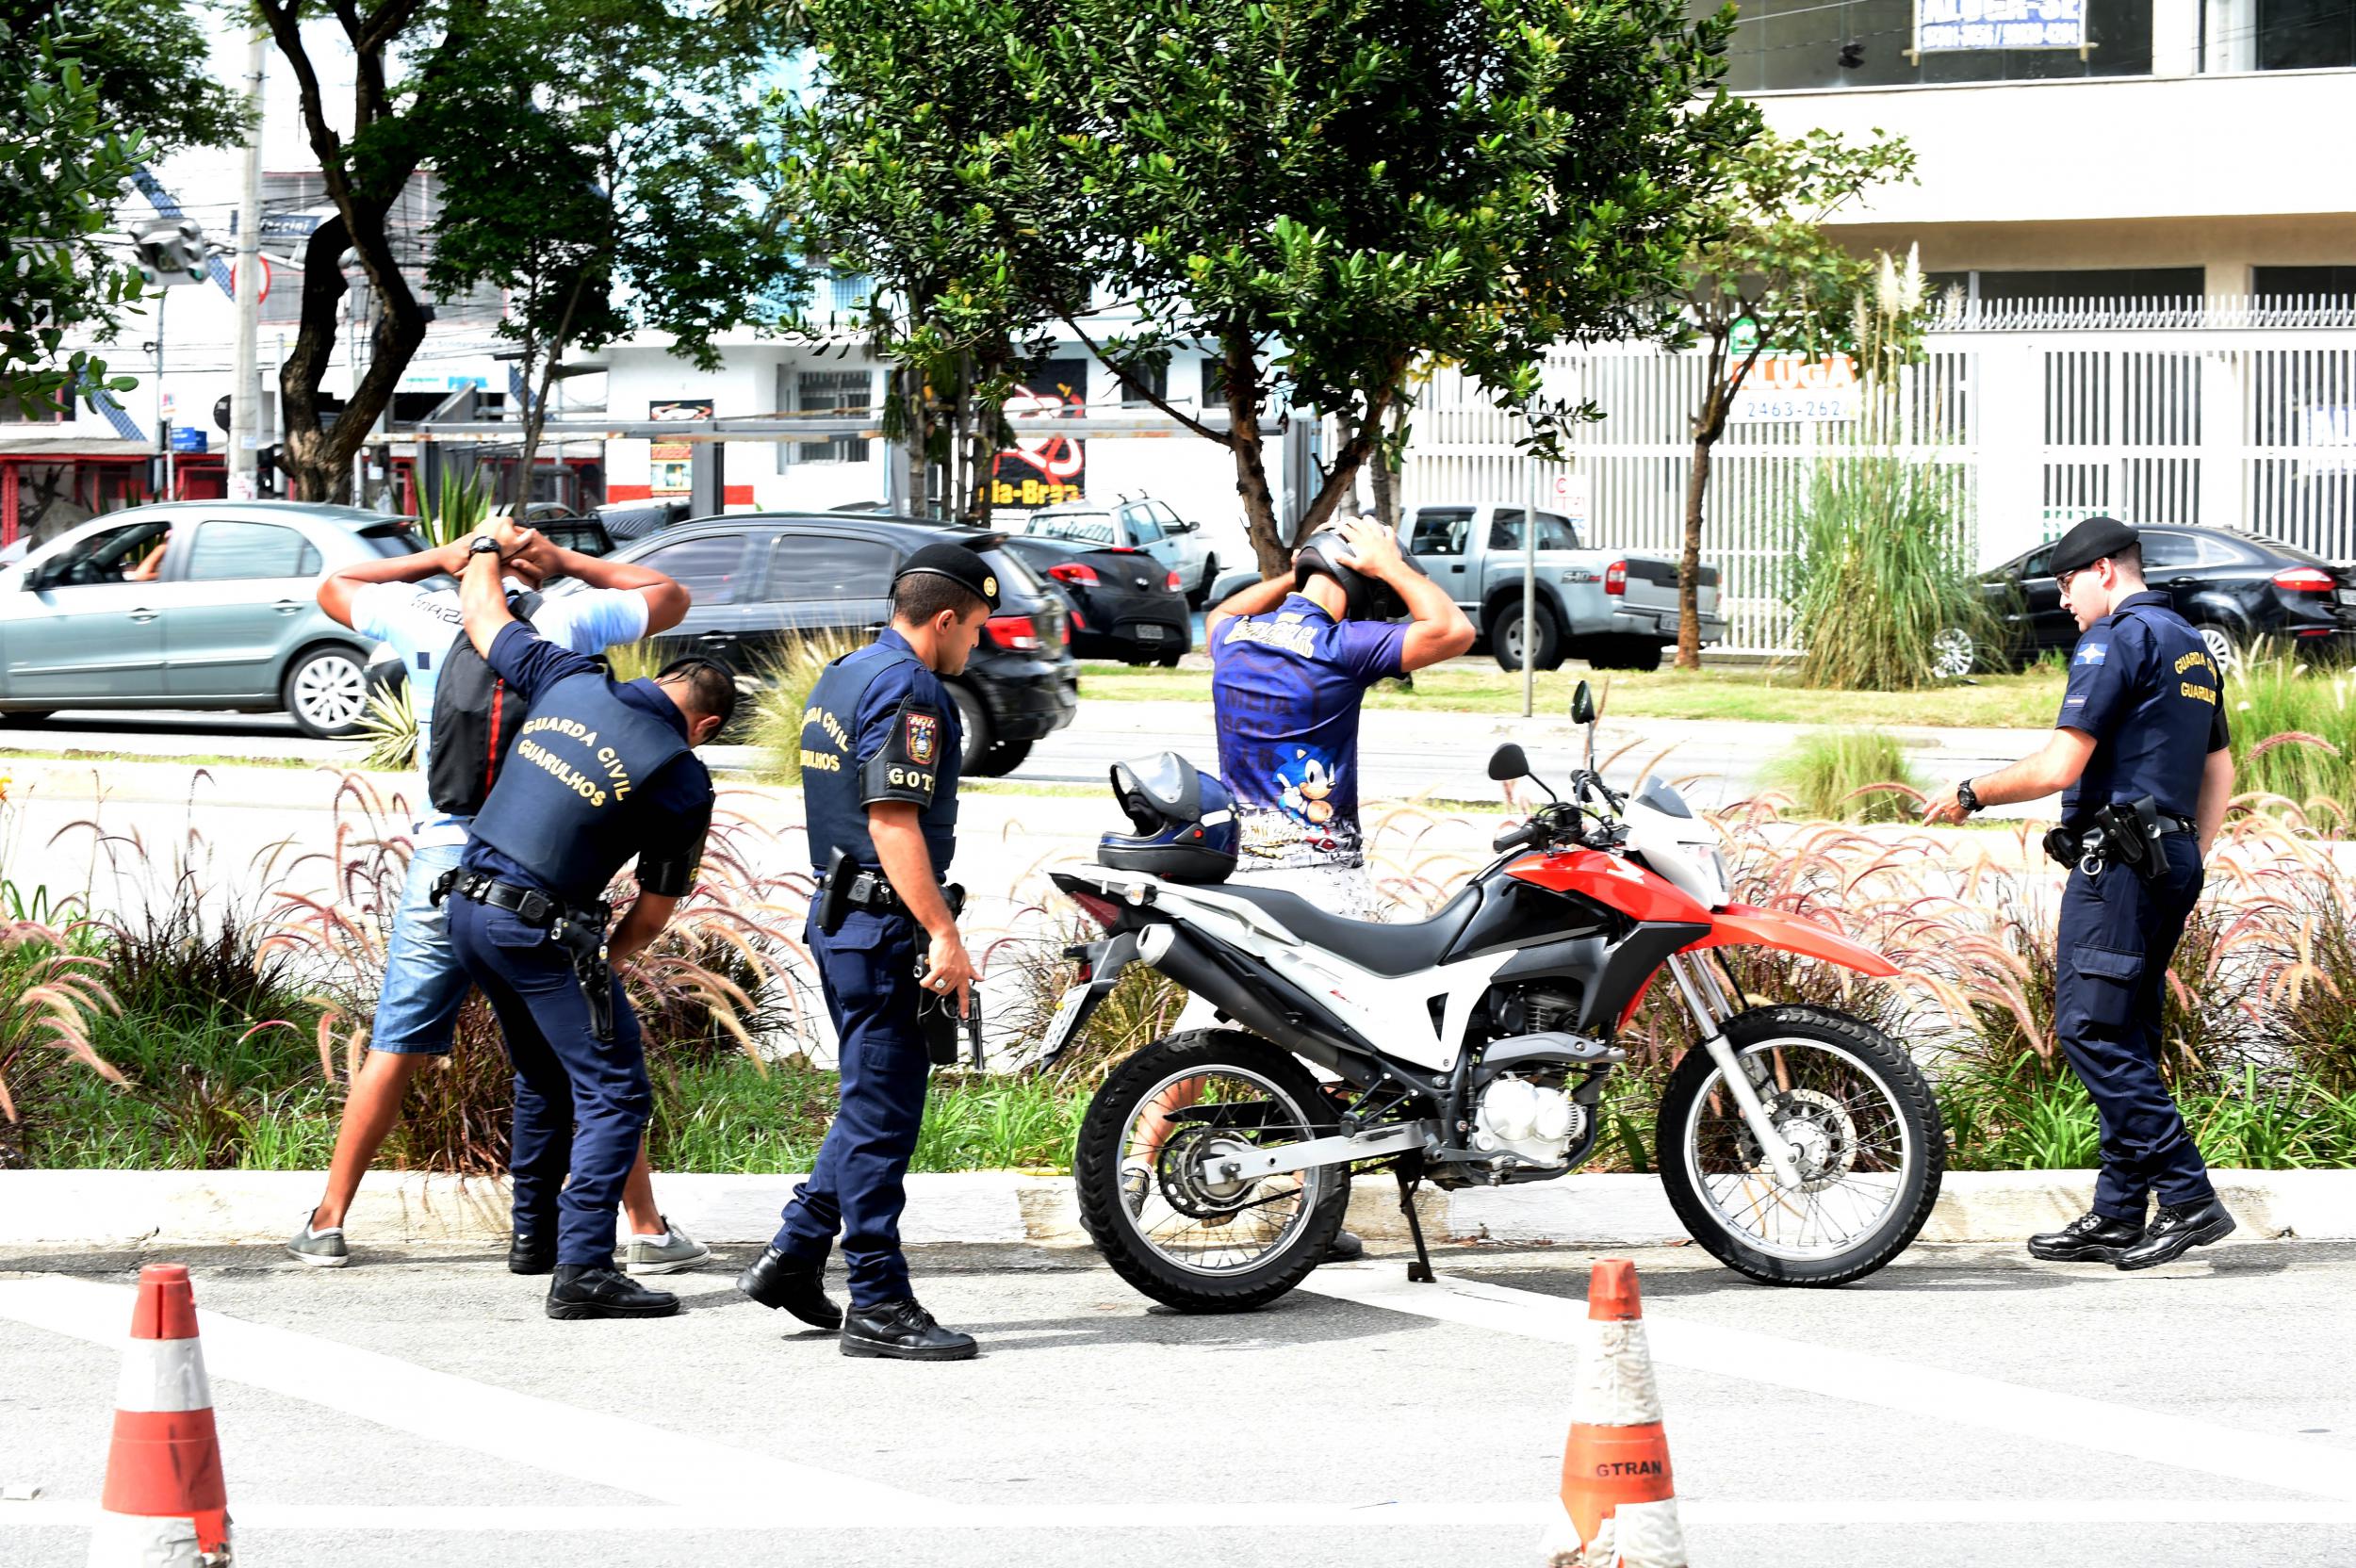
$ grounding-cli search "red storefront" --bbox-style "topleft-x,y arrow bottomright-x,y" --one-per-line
0,437 -> 226,548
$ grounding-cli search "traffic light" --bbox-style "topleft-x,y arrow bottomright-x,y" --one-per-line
129,218 -> 211,287
258,444 -> 282,498
1837,40 -> 1865,68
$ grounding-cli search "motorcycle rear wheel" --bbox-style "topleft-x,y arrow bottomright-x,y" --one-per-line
1656,1004 -> 1943,1286
1074,1029 -> 1350,1313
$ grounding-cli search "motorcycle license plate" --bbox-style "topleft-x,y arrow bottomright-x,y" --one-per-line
1040,982 -> 1092,1058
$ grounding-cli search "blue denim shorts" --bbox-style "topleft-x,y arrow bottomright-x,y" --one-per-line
369,841 -> 472,1055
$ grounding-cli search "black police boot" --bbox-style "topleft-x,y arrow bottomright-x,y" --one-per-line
1322,1229 -> 1366,1265
2116,1198 -> 2236,1272
508,1229 -> 558,1276
2026,1211 -> 2146,1264
735,1246 -> 844,1331
840,1298 -> 977,1362
546,1264 -> 680,1320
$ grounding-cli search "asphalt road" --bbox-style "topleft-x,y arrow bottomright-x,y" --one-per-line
4,1239 -> 2351,1567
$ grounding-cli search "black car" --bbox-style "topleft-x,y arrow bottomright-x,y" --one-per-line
1001,534 -> 1193,666
1955,524 -> 2356,675
597,513 -> 1078,776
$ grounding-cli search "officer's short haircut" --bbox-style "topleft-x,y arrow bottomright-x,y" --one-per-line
656,657 -> 739,730
892,571 -> 987,628
2112,543 -> 2143,576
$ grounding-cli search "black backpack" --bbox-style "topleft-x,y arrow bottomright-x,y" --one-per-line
425,592 -> 544,816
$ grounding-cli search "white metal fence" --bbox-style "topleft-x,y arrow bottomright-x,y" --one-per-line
1398,295 -> 2356,654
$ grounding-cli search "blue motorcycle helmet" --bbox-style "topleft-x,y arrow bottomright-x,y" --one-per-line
1097,752 -> 1237,883
1293,524 -> 1427,621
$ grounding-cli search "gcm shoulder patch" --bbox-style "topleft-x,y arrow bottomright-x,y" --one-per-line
905,711 -> 940,766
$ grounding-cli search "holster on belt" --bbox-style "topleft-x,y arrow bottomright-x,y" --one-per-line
815,845 -> 852,936
2092,796 -> 2167,886
547,914 -> 615,1043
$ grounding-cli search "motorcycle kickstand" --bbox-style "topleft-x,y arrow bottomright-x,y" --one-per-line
1394,1156 -> 1435,1284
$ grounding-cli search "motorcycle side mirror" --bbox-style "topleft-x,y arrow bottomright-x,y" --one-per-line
1570,680 -> 1596,727
1486,743 -> 1530,782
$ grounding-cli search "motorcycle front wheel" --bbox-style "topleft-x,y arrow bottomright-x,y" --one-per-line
1656,1004 -> 1944,1286
1073,1029 -> 1350,1313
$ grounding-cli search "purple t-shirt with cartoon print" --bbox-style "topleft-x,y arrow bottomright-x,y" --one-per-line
1210,594 -> 1407,871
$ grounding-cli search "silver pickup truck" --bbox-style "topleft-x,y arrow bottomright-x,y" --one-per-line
1398,501 -> 1725,671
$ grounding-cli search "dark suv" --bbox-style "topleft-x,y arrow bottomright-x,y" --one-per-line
596,513 -> 1078,775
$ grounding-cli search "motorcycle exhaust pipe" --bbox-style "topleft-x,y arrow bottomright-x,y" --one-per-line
1137,923 -> 1365,1084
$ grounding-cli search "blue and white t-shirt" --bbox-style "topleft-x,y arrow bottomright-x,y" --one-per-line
350,580 -> 651,844
1210,593 -> 1407,871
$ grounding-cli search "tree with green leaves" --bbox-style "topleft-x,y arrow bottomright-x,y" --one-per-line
779,0 -> 1094,525
1665,126 -> 1915,670
1,0 -> 245,419
253,0 -> 793,502
424,0 -> 802,506
1046,0 -> 1757,578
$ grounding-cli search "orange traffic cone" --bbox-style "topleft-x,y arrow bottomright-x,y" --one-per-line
1541,1259 -> 1686,1567
89,1264 -> 232,1566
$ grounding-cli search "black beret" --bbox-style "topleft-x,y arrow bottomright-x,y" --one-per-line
2049,516 -> 2140,580
894,542 -> 1002,612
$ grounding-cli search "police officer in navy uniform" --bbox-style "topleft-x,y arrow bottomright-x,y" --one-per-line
736,543 -> 994,1360
1924,516 -> 2237,1271
443,527 -> 738,1319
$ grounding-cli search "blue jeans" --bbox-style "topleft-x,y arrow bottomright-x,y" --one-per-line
771,912 -> 932,1307
370,841 -> 471,1054
448,892 -> 650,1266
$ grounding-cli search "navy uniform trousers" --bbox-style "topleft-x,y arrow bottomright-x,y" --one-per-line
448,895 -> 650,1266
2053,833 -> 2216,1219
770,910 -> 932,1308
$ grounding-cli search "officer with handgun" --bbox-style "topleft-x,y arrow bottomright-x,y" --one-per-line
1923,516 -> 2237,1271
735,543 -> 993,1361
442,527 -> 736,1320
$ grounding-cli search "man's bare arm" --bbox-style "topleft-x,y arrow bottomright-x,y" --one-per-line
1922,728 -> 2098,825
608,892 -> 678,963
2196,746 -> 2233,855
460,539 -> 520,657
516,537 -> 691,634
1205,570 -> 1297,643
870,801 -> 974,1016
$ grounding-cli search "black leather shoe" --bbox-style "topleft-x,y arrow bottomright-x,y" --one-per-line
2116,1198 -> 2235,1272
840,1298 -> 977,1362
2027,1211 -> 2145,1264
1322,1228 -> 1366,1265
736,1246 -> 844,1331
546,1264 -> 680,1320
508,1231 -> 557,1276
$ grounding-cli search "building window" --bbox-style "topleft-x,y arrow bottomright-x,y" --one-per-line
1115,357 -> 1167,408
2255,266 -> 2356,302
1199,356 -> 1228,412
1932,268 -> 2208,317
2255,0 -> 2356,68
1717,0 -> 2153,91
786,368 -> 873,465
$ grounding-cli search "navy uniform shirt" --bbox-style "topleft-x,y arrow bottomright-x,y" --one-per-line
2056,590 -> 2230,824
461,622 -> 714,897
801,628 -> 962,877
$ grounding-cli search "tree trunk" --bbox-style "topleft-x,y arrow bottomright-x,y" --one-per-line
1677,431 -> 1713,670
1367,404 -> 1401,533
901,364 -> 930,520
1223,332 -> 1288,578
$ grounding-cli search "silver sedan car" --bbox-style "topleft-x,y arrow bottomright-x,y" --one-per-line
0,501 -> 426,737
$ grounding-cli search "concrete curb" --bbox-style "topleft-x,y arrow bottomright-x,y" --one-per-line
5,1168 -> 2354,1250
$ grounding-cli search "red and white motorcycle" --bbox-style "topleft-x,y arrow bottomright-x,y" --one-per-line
1042,682 -> 1943,1312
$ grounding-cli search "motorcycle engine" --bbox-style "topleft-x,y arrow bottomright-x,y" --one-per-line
1472,1074 -> 1583,1168
1486,983 -> 1581,1039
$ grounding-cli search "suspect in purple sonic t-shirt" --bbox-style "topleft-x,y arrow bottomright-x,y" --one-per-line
1210,593 -> 1408,872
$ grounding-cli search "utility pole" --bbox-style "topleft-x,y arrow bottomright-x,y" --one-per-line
228,29 -> 268,500
155,293 -> 172,501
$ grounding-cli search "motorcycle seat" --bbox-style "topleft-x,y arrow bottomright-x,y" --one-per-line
1216,880 -> 1481,977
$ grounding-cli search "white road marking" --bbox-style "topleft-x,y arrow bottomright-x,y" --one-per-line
8,1499 -> 2356,1533
1301,1265 -> 2356,1502
0,1278 -> 924,1518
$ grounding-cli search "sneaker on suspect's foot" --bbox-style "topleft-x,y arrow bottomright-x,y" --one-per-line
2116,1198 -> 2236,1272
286,1217 -> 350,1268
546,1265 -> 680,1320
2027,1210 -> 2145,1264
622,1217 -> 712,1277
840,1298 -> 977,1362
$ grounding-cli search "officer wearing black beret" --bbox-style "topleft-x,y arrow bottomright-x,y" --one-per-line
736,541 -> 997,1359
1924,516 -> 2237,1270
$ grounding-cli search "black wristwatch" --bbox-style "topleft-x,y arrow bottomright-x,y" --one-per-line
466,536 -> 504,560
1955,778 -> 1982,815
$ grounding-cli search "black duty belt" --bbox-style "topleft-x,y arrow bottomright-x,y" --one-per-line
812,849 -> 964,936
432,870 -> 619,1042
2043,797 -> 2197,885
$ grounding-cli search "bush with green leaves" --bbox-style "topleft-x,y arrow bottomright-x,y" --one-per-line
1763,729 -> 1922,823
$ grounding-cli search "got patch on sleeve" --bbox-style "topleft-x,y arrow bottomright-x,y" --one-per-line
860,699 -> 944,807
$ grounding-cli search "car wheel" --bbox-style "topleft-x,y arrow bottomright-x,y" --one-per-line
1189,555 -> 1219,610
950,681 -> 990,774
283,645 -> 371,738
1488,600 -> 1561,672
2197,624 -> 2246,678
1930,628 -> 1976,681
